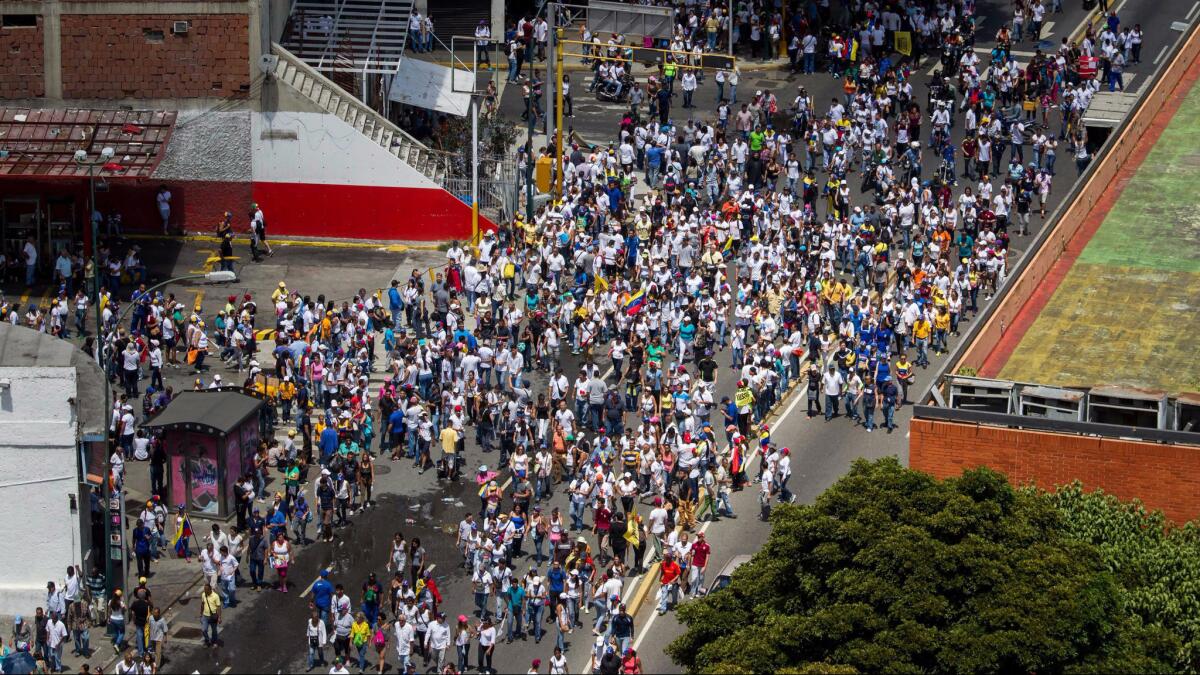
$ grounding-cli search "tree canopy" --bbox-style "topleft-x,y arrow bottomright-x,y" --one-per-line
668,457 -> 1182,674
1040,482 -> 1200,671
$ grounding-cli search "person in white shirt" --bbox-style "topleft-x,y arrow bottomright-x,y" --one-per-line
425,612 -> 451,670
822,364 -> 846,420
306,612 -> 329,670
394,613 -> 417,670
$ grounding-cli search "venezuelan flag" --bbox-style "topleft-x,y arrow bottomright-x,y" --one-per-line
730,444 -> 744,475
172,513 -> 193,557
623,288 -> 646,315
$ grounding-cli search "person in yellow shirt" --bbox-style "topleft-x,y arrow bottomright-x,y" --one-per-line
278,376 -> 296,421
912,314 -> 932,367
933,306 -> 951,354
439,424 -> 459,479
349,612 -> 371,666
199,581 -> 222,647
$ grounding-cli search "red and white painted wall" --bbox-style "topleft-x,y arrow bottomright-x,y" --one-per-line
249,111 -> 489,241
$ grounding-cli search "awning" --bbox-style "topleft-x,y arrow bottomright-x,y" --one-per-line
0,108 -> 177,178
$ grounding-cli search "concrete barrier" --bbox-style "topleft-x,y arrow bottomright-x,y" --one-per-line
952,24 -> 1200,376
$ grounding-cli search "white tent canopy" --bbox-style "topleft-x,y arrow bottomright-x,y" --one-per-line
388,58 -> 473,117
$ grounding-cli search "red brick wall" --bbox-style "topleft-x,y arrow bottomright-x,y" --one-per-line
60,14 -> 250,99
0,17 -> 45,98
910,419 -> 1200,524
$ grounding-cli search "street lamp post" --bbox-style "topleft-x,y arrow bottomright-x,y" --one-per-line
74,147 -> 118,594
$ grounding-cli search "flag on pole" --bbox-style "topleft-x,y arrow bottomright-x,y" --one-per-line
894,31 -> 912,56
172,513 -> 194,557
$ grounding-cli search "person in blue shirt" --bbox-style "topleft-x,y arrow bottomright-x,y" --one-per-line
678,317 -> 697,361
311,570 -> 335,626
387,280 -> 403,330
386,408 -> 406,459
645,144 -> 664,188
319,425 -> 339,466
606,179 -> 624,215
546,561 -> 566,605
722,396 -> 738,445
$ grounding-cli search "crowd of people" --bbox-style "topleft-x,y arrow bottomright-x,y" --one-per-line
0,0 -> 1143,673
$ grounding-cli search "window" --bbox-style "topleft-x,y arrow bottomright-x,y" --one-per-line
143,28 -> 164,43
1,15 -> 38,28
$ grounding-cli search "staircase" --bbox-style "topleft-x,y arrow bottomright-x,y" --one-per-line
271,42 -> 454,184
280,0 -> 414,73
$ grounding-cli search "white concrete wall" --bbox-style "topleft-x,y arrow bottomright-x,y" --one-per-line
251,111 -> 439,188
0,366 -> 82,616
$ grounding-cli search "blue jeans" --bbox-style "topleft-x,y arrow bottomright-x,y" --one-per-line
50,644 -> 63,672
201,615 -> 218,645
883,403 -> 896,430
863,406 -> 876,431
72,628 -> 89,656
804,52 -> 815,73
109,619 -> 125,648
220,576 -> 237,606
527,602 -> 545,642
844,392 -> 860,420
824,394 -> 840,420
506,607 -> 524,640
657,582 -> 678,613
308,644 -> 326,668
915,338 -> 929,366
569,499 -> 586,529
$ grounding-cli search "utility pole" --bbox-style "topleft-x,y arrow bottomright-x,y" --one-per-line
76,150 -> 120,596
471,43 -> 481,244
545,9 -> 555,139
555,24 -> 565,200
728,0 -> 734,56
525,31 -> 536,224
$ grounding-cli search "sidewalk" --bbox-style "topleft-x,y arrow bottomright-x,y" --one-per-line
0,461 -> 203,673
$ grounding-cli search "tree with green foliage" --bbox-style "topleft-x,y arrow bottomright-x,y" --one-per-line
668,458 -> 1179,674
1039,482 -> 1200,672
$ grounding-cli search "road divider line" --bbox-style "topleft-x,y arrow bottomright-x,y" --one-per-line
1188,1 -> 1199,21
300,566 -> 331,597
1155,44 -> 1171,64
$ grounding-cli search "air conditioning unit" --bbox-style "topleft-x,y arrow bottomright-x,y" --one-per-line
172,21 -> 189,34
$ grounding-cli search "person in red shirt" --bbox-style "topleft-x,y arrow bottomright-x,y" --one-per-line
657,551 -> 682,615
688,532 -> 711,597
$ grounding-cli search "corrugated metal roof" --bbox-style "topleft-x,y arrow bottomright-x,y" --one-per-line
0,108 -> 177,179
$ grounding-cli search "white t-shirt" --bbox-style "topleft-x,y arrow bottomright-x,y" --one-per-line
394,621 -> 415,656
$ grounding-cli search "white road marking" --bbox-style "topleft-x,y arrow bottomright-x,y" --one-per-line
1154,44 -> 1170,65
630,389 -> 805,653
1043,21 -> 1055,37
300,566 -> 331,598
1187,1 -> 1200,21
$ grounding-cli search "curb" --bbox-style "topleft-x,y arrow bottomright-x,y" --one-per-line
623,376 -> 805,620
124,233 -> 445,252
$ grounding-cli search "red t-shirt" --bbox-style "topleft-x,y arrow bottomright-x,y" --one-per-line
690,541 -> 711,569
660,559 -> 682,585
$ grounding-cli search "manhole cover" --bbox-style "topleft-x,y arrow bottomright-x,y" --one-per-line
174,626 -> 203,640
374,465 -> 392,476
